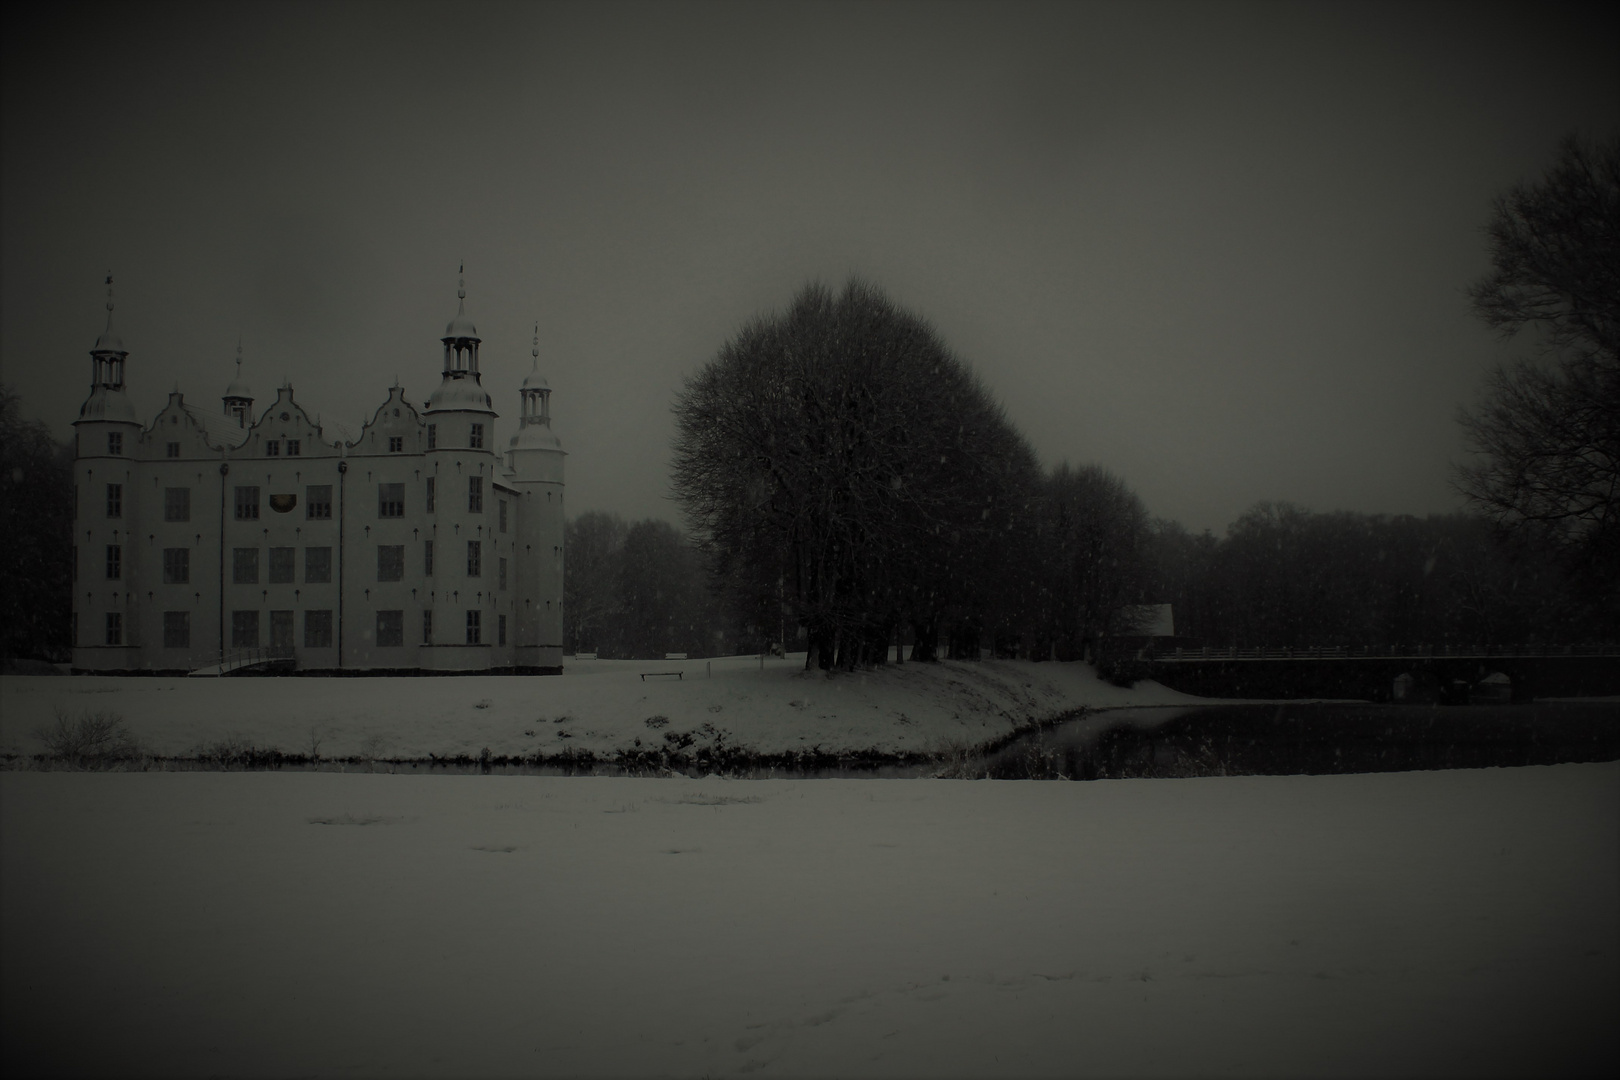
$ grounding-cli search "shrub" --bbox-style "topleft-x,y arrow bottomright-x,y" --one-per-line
194,735 -> 284,769
929,738 -> 984,779
32,709 -> 143,769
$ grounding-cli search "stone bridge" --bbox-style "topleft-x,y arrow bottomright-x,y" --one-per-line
1144,645 -> 1620,703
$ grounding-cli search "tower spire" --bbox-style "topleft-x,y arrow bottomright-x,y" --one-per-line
223,336 -> 253,427
519,319 -> 550,428
437,261 -> 481,378
77,271 -> 138,423
90,270 -> 128,387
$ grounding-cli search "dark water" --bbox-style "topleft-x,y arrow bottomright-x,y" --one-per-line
184,700 -> 1617,781
977,701 -> 1620,780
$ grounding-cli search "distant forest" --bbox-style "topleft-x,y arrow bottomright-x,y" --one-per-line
565,503 -> 1606,664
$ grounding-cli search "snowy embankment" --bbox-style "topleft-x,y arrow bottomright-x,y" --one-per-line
0,656 -> 1210,762
3,764 -> 1616,1078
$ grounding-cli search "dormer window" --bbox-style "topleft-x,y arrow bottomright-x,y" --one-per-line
167,442 -> 180,458
287,440 -> 300,456
265,440 -> 280,457
389,436 -> 403,453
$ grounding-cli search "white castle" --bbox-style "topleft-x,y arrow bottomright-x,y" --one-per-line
71,272 -> 566,674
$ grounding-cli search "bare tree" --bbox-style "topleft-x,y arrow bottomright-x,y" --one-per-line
563,511 -> 627,655
1458,134 -> 1619,626
1038,464 -> 1152,661
0,386 -> 73,663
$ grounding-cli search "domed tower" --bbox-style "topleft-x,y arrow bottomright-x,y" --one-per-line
72,274 -> 143,669
506,324 -> 566,670
421,266 -> 500,670
222,342 -> 254,427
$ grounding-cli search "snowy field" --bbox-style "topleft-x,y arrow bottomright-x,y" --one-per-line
0,656 -> 1212,763
2,763 -> 1616,1078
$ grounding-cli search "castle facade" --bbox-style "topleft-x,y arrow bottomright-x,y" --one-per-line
71,275 -> 566,674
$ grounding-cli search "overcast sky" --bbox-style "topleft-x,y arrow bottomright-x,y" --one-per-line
3,1 -> 1616,535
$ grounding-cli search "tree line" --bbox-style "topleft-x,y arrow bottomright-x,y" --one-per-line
1151,505 -> 1602,650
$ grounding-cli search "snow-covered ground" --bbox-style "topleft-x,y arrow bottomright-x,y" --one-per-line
0,656 -> 1213,762
2,763 -> 1615,1077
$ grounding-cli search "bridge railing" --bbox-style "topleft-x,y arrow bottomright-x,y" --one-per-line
1159,643 -> 1618,661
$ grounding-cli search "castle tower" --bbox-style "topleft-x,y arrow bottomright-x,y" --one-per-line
72,274 -> 143,667
506,323 -> 566,669
420,266 -> 501,669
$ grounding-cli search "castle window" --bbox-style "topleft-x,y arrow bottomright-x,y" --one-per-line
167,442 -> 181,458
106,483 -> 122,518
427,424 -> 436,450
376,610 -> 404,647
305,546 -> 332,583
305,610 -> 333,648
388,437 -> 403,453
164,611 -> 190,649
426,477 -> 435,512
467,541 -> 481,577
163,548 -> 190,584
466,609 -> 481,645
378,483 -> 405,518
165,487 -> 191,522
265,440 -> 280,457
306,485 -> 332,520
269,547 -> 295,584
105,612 -> 122,645
470,423 -> 484,449
286,440 -> 300,456
468,476 -> 482,513
378,545 -> 404,582
106,544 -> 121,580
108,432 -> 122,455
423,609 -> 433,644
424,540 -> 434,576
233,547 -> 259,584
499,499 -> 507,532
235,486 -> 260,520
499,557 -> 507,591
270,610 -> 294,649
231,610 -> 259,648
498,614 -> 507,646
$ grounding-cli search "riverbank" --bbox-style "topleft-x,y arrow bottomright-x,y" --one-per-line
1,655 -> 1218,766
4,762 -> 1615,1078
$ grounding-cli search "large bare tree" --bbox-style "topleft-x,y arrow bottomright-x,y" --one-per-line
1457,134 -> 1619,626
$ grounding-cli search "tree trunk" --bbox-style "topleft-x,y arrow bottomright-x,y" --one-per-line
909,615 -> 939,662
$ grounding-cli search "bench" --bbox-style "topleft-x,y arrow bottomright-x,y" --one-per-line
641,671 -> 683,681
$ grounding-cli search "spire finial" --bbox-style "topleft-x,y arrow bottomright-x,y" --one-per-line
457,261 -> 466,303
532,322 -> 540,361
104,272 -> 114,314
